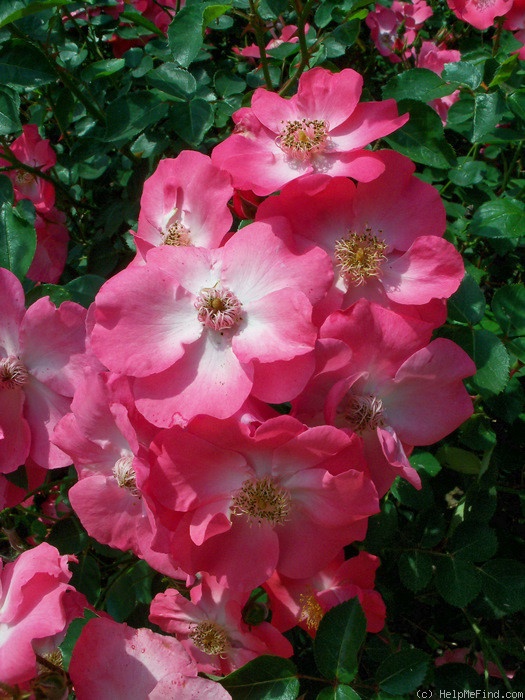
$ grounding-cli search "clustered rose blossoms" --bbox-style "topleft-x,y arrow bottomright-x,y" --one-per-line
1,66 -> 476,696
0,125 -> 70,285
365,0 -> 525,123
366,0 -> 525,122
67,0 -> 182,57
365,0 -> 464,123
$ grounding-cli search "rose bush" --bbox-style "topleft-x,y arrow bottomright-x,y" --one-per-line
0,0 -> 523,697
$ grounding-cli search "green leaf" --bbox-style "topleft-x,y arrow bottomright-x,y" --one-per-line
489,54 -> 519,88
0,179 -> 37,280
448,159 -> 486,187
314,599 -> 367,683
444,326 -> 510,397
65,275 -> 105,308
168,97 -> 213,145
105,92 -> 169,141
70,554 -> 102,606
507,336 -> 525,363
434,557 -> 482,607
81,58 -> 125,82
508,90 -> 525,121
58,42 -> 88,70
468,329 -> 510,396
59,610 -> 99,671
315,0 -> 337,28
120,9 -> 166,37
318,686 -> 361,700
0,86 -> 21,136
0,0 -> 72,29
442,61 -> 483,89
324,22 -> 360,57
459,413 -> 498,452
219,656 -> 299,699
463,485 -> 497,522
391,475 -> 434,510
492,284 -> 525,337
376,649 -> 430,695
105,560 -> 155,622
470,198 -> 525,241
417,508 -> 447,548
258,0 -> 289,19
128,560 -> 155,604
485,375 -> 525,423
25,284 -> 71,308
436,445 -> 482,475
384,100 -> 456,169
0,44 -> 56,88
383,68 -> 455,103
168,4 -> 206,68
480,559 -> 525,615
447,274 -> 486,325
472,92 -> 506,143
409,451 -> 441,477
146,63 -> 197,99
203,3 -> 231,27
398,551 -> 434,592
434,664 -> 484,692
47,517 -> 87,554
214,70 -> 245,97
450,522 -> 498,562
365,500 -> 399,551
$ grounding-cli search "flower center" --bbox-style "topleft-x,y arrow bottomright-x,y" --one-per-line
38,650 -> 64,670
277,119 -> 329,160
163,220 -> 191,246
195,285 -> 243,332
334,229 -> 387,287
0,356 -> 29,390
379,32 -> 395,51
112,455 -> 140,498
189,621 -> 230,656
298,593 -> 324,631
343,394 -> 384,433
15,169 -> 35,185
231,476 -> 291,527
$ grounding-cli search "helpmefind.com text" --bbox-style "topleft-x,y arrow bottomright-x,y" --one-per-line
417,691 -> 523,699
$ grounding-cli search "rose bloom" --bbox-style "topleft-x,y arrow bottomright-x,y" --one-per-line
26,208 -> 69,285
0,474 -> 27,511
0,267 -> 99,472
52,371 -> 182,577
134,151 -> 233,260
69,617 -> 230,700
0,124 -> 56,213
417,41 -> 461,124
90,220 -> 332,426
150,573 -> 292,675
212,66 -> 408,195
143,414 -> 378,590
366,5 -> 416,62
435,647 -> 515,680
366,0 -> 432,61
0,543 -> 86,686
234,23 -> 309,59
265,550 -> 386,636
447,0 -> 513,29
293,299 -> 476,496
256,149 -> 462,327
504,0 -> 525,56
